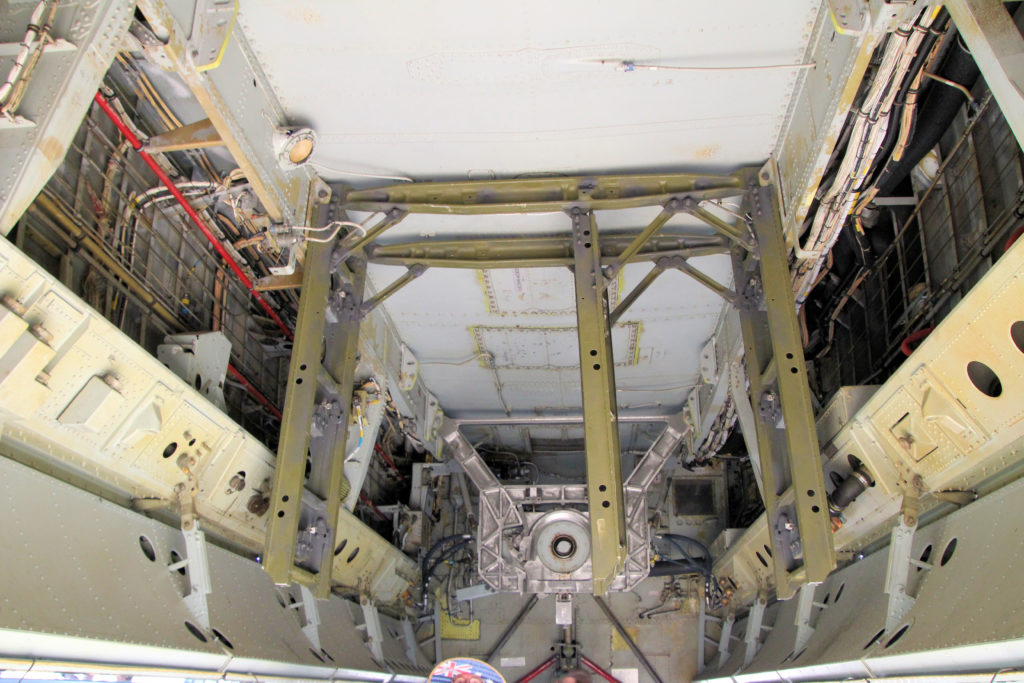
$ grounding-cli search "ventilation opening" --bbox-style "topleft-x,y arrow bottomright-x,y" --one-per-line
184,621 -> 207,643
967,361 -> 1002,397
918,544 -> 932,571
212,628 -> 234,650
885,624 -> 910,648
864,628 -> 886,649
138,535 -> 156,562
1011,320 -> 1024,354
940,538 -> 958,566
169,549 -> 186,575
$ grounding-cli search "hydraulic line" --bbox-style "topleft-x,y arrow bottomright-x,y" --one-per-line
225,364 -> 282,419
92,91 -> 294,341
34,190 -> 282,420
421,534 -> 472,587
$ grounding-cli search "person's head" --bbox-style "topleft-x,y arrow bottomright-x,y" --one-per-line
558,671 -> 592,683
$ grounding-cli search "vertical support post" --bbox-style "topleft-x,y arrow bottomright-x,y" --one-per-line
569,209 -> 626,595
264,240 -> 332,584
316,258 -> 366,598
734,168 -> 835,591
263,239 -> 365,599
946,0 -> 1024,150
728,359 -> 765,502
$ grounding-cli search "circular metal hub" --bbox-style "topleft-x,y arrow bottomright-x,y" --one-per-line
531,510 -> 590,574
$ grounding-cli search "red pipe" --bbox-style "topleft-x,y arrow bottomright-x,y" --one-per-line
581,655 -> 622,683
359,492 -> 389,521
900,326 -> 934,357
92,92 -> 294,341
1006,224 -> 1024,253
515,656 -> 556,683
227,363 -> 282,420
374,442 -> 400,473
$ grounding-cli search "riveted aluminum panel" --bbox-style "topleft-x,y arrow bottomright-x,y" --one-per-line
236,1 -> 820,183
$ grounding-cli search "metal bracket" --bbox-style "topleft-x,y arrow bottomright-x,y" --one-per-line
715,613 -> 736,669
157,331 -> 231,411
296,584 -> 323,651
742,598 -> 769,667
359,598 -> 386,663
792,582 -> 817,655
180,518 -> 214,632
143,117 -> 222,153
555,593 -> 573,627
884,493 -> 924,633
188,0 -> 238,72
826,0 -> 868,36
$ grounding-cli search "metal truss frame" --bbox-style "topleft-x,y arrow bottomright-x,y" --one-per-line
333,167 -> 831,595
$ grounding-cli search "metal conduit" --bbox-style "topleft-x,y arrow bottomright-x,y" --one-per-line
92,91 -> 294,341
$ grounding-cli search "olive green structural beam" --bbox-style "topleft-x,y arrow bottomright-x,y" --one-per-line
733,167 -> 835,593
264,236 -> 368,597
366,234 -> 729,270
264,238 -> 335,586
343,172 -> 745,215
609,262 -> 666,326
603,201 -> 681,277
359,264 -> 427,317
610,254 -> 737,326
569,209 -> 627,595
331,208 -> 408,268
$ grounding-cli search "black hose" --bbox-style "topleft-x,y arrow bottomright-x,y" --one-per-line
421,533 -> 471,586
863,15 -> 948,188
424,538 -> 473,586
873,32 -> 980,196
659,533 -> 712,573
649,560 -> 704,577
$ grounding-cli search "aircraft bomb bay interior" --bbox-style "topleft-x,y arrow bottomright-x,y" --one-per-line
1,1 -> 1024,682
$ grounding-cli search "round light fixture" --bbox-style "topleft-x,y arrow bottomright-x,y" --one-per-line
273,126 -> 317,169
